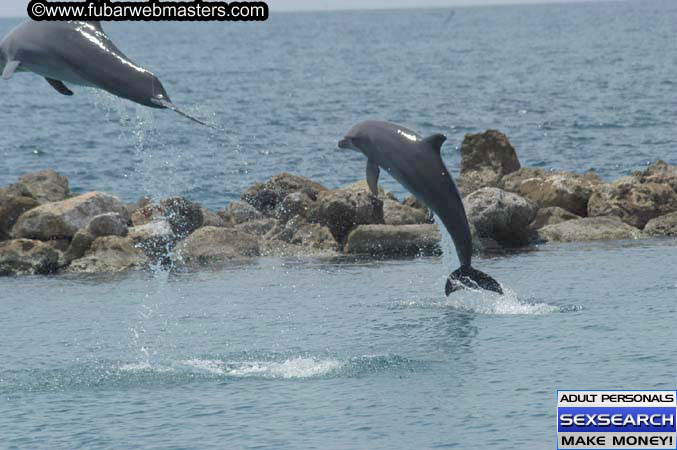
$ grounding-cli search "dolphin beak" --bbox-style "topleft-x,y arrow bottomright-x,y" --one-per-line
338,138 -> 351,149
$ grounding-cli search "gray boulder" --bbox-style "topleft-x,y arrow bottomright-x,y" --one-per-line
588,161 -> 677,229
344,224 -> 442,257
274,191 -> 316,223
0,194 -> 39,240
464,187 -> 538,246
176,227 -> 260,264
529,207 -> 580,230
12,192 -> 129,240
64,230 -> 95,262
236,218 -> 278,237
310,189 -> 384,244
160,197 -> 203,238
242,173 -> 327,214
537,216 -> 643,242
201,207 -> 226,227
0,239 -> 62,276
459,130 -> 520,193
87,212 -> 128,238
128,220 -> 177,263
220,200 -> 263,225
67,236 -> 149,273
501,168 -> 603,216
383,199 -> 431,225
644,212 -> 677,237
5,169 -> 69,204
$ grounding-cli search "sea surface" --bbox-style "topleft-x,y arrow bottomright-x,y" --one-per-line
1,1 -> 677,448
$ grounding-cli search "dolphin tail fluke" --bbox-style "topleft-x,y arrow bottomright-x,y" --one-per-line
151,98 -> 214,128
445,266 -> 503,296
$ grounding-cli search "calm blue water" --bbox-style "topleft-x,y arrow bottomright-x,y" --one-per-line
2,1 -> 677,448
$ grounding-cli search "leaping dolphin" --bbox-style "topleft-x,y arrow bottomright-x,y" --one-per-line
338,120 -> 503,296
0,20 -> 210,126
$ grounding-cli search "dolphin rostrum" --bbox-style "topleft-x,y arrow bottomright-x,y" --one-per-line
339,120 -> 503,296
0,20 -> 210,126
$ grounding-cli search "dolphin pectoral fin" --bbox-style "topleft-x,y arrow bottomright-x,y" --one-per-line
366,159 -> 380,197
151,98 -> 214,128
45,78 -> 74,96
422,133 -> 447,154
2,60 -> 21,80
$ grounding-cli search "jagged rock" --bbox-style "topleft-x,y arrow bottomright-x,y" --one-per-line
176,227 -> 259,264
310,189 -> 384,244
220,200 -> 264,225
67,236 -> 149,273
242,173 -> 327,214
529,207 -> 580,230
458,130 -> 520,193
12,192 -> 129,240
537,216 -> 643,242
0,194 -> 39,240
268,215 -> 338,252
588,161 -> 677,228
126,197 -> 152,218
236,218 -> 277,236
644,212 -> 677,237
5,169 -> 69,204
343,179 -> 398,201
201,207 -> 226,227
274,191 -> 316,223
87,212 -> 128,238
464,187 -> 538,246
344,224 -> 442,257
500,168 -> 603,216
160,197 -> 203,238
128,221 -> 176,263
130,203 -> 164,226
402,195 -> 434,223
64,230 -> 95,262
383,199 -> 431,225
0,239 -> 62,276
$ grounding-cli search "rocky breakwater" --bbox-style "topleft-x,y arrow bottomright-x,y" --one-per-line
458,130 -> 677,245
0,172 -> 438,276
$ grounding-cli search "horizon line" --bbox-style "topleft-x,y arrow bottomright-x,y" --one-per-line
0,0 -> 628,19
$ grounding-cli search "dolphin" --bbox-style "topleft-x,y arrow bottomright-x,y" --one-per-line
338,120 -> 503,296
0,20 -> 210,126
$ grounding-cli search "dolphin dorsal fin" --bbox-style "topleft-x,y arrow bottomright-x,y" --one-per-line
422,133 -> 447,154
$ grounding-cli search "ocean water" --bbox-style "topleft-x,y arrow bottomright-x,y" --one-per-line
1,1 -> 677,448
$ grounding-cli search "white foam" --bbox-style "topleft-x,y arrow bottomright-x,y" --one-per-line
117,362 -> 175,373
181,357 -> 341,379
444,288 -> 560,315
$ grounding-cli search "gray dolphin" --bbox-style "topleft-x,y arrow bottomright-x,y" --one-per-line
0,20 -> 210,126
339,120 -> 503,296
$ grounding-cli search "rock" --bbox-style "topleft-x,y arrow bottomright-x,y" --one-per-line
268,215 -> 339,252
64,230 -> 95,262
344,224 -> 442,257
176,227 -> 260,264
274,191 -> 316,223
236,218 -> 278,237
588,161 -> 677,229
12,192 -> 129,240
126,196 -> 152,218
67,236 -> 149,273
0,194 -> 39,240
201,207 -> 226,227
459,130 -> 520,193
130,203 -> 164,226
159,197 -> 203,238
383,199 -> 431,225
402,195 -> 434,223
6,169 -> 69,204
242,173 -> 327,214
464,187 -> 538,246
529,207 -> 580,230
220,200 -> 263,225
500,168 -> 603,216
644,212 -> 677,237
310,189 -> 384,244
538,216 -> 643,242
342,179 -> 398,201
87,212 -> 128,237
0,239 -> 62,276
128,221 -> 176,263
